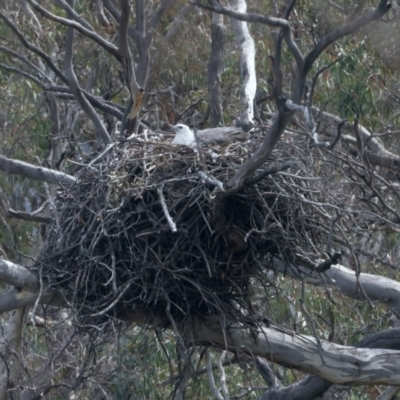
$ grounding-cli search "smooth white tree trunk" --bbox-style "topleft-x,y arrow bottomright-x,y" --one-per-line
228,0 -> 256,125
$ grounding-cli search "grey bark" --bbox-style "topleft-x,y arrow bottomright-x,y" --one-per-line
271,259 -> 400,316
64,0 -> 111,145
0,155 -> 76,185
259,329 -> 400,400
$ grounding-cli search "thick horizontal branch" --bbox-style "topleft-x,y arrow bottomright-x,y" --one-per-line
4,208 -> 52,224
271,259 -> 400,316
0,260 -> 66,313
261,328 -> 400,400
0,154 -> 76,185
0,260 -> 39,292
126,310 -> 400,386
0,287 -> 65,314
192,316 -> 400,386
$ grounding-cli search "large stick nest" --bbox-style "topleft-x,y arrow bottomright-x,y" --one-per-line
35,133 -> 343,331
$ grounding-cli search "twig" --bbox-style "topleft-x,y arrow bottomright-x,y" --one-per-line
285,99 -> 316,135
157,185 -> 177,232
218,350 -> 229,400
311,119 -> 345,149
198,171 -> 224,192
88,143 -> 116,167
245,161 -> 299,186
5,208 -> 52,224
309,57 -> 342,108
90,280 -> 132,316
314,250 -> 345,273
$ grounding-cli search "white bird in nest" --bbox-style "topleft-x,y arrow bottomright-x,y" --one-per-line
171,124 -> 251,146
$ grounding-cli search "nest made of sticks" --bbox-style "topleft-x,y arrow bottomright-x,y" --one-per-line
35,133 -> 342,331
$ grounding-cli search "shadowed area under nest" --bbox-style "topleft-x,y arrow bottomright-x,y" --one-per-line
34,134 -> 343,331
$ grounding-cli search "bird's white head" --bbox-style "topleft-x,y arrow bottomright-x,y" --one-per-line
171,124 -> 195,145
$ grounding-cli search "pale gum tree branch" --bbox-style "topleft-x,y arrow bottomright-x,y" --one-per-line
191,316 -> 400,386
25,0 -> 122,63
229,0 -> 256,125
0,260 -> 39,292
64,0 -> 112,145
218,0 -> 391,190
2,261 -> 400,387
119,0 -> 144,135
128,309 -> 400,386
102,0 -> 141,43
205,348 -> 224,400
118,0 -> 172,134
190,0 -> 304,68
271,259 -> 400,316
316,109 -> 400,171
95,0 -> 110,28
259,328 -> 400,400
0,307 -> 25,400
0,260 -> 66,313
54,0 -> 95,31
0,154 -> 76,185
43,85 -> 124,117
102,0 -> 121,23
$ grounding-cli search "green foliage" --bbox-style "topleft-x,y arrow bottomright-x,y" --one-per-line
0,0 -> 400,398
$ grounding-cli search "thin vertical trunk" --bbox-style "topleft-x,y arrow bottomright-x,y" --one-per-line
228,0 -> 256,126
208,11 -> 225,127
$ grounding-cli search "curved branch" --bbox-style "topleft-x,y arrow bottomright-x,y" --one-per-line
0,260 -> 66,313
260,328 -> 400,400
0,155 -> 76,185
54,0 -> 95,31
0,11 -> 68,84
271,260 -> 400,316
0,46 -> 48,81
190,0 -> 304,68
26,0 -> 122,63
303,0 -> 391,78
192,316 -> 400,386
64,2 -> 112,145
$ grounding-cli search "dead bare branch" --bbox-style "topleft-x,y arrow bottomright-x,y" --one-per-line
64,1 -> 111,145
0,155 -> 76,185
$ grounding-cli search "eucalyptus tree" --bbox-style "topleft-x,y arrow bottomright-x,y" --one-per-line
0,1 -> 400,399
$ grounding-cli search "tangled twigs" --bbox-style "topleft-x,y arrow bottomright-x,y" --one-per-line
33,133 -> 388,334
